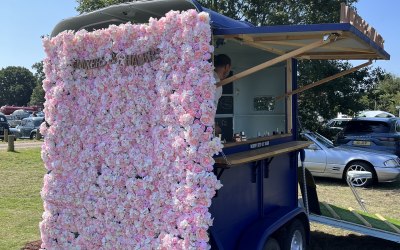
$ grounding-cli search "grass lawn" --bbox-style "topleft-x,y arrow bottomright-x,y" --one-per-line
0,148 -> 45,250
1,147 -> 399,249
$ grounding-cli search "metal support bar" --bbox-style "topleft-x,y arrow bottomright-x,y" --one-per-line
216,35 -> 336,87
251,161 -> 261,183
275,60 -> 372,100
263,158 -> 273,178
346,171 -> 372,213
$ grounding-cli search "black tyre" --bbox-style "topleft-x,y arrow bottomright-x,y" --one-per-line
282,219 -> 306,250
264,237 -> 281,250
30,132 -> 36,140
345,161 -> 375,187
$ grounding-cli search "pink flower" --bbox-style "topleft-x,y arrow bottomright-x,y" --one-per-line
41,9 -> 222,249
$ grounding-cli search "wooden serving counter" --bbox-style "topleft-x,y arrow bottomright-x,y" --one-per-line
214,141 -> 312,167
222,133 -> 292,148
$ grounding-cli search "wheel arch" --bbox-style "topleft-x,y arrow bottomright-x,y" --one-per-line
342,160 -> 377,181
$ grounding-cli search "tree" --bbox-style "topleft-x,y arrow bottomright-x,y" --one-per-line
0,66 -> 36,106
30,61 -> 46,106
372,74 -> 400,115
76,0 -> 130,13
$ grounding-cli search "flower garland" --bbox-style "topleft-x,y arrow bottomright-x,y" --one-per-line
40,10 -> 222,249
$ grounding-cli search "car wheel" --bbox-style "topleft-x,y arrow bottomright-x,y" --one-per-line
281,219 -> 306,250
345,161 -> 375,187
264,237 -> 281,250
30,132 -> 36,140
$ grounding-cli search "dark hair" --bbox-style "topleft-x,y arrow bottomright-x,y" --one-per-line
214,54 -> 231,68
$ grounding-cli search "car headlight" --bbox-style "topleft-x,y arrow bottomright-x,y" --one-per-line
384,159 -> 400,168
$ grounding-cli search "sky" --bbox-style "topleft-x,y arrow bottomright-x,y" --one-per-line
0,0 -> 398,76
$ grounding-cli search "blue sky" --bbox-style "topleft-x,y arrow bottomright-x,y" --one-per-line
0,0 -> 398,76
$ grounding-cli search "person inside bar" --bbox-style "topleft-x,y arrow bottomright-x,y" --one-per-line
213,54 -> 232,137
213,54 -> 232,106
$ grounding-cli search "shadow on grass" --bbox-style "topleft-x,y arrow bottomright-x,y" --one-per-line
6,150 -> 21,153
310,231 -> 400,250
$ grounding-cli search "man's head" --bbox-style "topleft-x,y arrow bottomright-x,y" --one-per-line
214,54 -> 231,80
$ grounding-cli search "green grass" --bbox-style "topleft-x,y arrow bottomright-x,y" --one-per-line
320,202 -> 400,233
0,148 -> 45,250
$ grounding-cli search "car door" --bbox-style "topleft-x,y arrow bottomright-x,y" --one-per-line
302,142 -> 328,173
21,119 -> 34,138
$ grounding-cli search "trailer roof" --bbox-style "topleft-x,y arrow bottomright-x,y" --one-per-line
50,0 -> 389,60
214,23 -> 389,60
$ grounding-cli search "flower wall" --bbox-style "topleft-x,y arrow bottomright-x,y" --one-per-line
40,10 -> 222,249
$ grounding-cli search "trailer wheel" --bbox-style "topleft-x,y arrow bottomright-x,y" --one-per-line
282,219 -> 305,250
263,237 -> 280,250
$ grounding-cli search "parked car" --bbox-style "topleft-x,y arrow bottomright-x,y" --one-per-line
12,109 -> 31,120
5,115 -> 21,128
300,131 -> 400,187
14,117 -> 44,139
326,117 -> 352,130
357,110 -> 395,118
0,115 -> 10,141
335,117 -> 400,157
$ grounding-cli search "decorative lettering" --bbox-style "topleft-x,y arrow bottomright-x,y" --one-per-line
340,3 -> 384,48
73,48 -> 161,70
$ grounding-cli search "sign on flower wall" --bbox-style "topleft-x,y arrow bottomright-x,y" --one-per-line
40,10 -> 222,249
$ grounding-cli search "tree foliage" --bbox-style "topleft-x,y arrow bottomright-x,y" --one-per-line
76,0 -> 130,14
30,61 -> 46,106
0,66 -> 36,106
369,74 -> 400,115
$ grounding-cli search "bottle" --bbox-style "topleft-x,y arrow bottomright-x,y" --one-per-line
240,131 -> 247,141
234,133 -> 241,142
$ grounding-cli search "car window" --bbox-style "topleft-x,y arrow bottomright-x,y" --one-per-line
344,121 -> 390,133
33,119 -> 43,127
396,121 -> 400,133
336,120 -> 349,128
0,116 -> 5,122
27,120 -> 34,127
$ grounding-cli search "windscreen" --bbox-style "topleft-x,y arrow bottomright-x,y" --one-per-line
344,120 -> 390,133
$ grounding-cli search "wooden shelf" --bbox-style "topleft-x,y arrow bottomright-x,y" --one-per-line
223,133 -> 292,148
215,141 -> 312,166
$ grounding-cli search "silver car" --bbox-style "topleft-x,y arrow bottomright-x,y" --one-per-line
299,132 -> 400,187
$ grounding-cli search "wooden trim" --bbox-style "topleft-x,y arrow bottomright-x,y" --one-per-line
216,37 -> 334,87
321,202 -> 341,220
214,141 -> 311,166
298,54 -> 381,60
375,214 -> 400,234
252,33 -> 343,42
222,133 -> 292,148
348,207 -> 372,227
275,60 -> 372,100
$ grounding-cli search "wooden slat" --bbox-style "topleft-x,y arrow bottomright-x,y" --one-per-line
216,37 -> 334,87
275,60 -> 372,100
375,214 -> 400,234
321,202 -> 341,220
252,33 -> 342,42
214,141 -> 311,166
349,207 -> 372,227
299,54 -> 380,60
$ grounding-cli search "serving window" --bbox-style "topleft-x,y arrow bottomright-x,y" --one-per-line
214,39 -> 292,143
